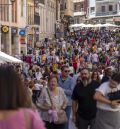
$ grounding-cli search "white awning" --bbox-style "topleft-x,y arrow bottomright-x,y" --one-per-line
0,51 -> 23,63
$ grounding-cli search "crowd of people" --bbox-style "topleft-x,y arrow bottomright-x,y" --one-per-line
0,28 -> 120,129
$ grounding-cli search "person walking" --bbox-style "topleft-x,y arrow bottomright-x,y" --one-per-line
37,75 -> 68,129
72,68 -> 99,129
94,73 -> 120,129
0,65 -> 45,129
58,65 -> 74,129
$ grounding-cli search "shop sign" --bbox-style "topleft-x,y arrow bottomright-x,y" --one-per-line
1,25 -> 9,33
19,29 -> 26,36
20,36 -> 26,44
11,27 -> 18,34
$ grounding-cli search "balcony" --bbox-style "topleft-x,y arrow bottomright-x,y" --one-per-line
96,0 -> 116,2
96,11 -> 118,16
61,0 -> 74,17
74,11 -> 85,16
73,0 -> 84,3
64,9 -> 74,17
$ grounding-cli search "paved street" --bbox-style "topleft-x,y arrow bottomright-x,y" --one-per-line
69,119 -> 76,129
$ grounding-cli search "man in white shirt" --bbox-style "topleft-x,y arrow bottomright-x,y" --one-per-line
91,53 -> 99,64
35,68 -> 42,81
94,73 -> 120,129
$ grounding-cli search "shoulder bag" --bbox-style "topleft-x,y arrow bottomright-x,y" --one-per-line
46,88 -> 68,124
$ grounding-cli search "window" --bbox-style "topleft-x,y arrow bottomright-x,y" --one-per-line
12,1 -> 17,23
81,4 -> 83,9
38,0 -> 45,4
90,7 -> 95,13
65,2 -> 67,9
74,17 -> 79,24
21,0 -> 24,16
74,4 -> 77,11
34,13 -> 40,25
109,5 -> 113,11
77,17 -> 79,23
101,6 -> 105,12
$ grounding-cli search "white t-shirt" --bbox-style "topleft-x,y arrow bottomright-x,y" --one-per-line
35,72 -> 42,80
96,82 -> 120,112
92,53 -> 99,62
34,83 -> 43,90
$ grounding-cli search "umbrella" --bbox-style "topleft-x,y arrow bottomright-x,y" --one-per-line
101,23 -> 117,27
69,24 -> 79,28
82,24 -> 94,28
93,24 -> 103,28
0,51 -> 23,63
77,23 -> 86,27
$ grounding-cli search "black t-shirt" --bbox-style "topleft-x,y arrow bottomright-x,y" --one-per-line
72,80 -> 100,120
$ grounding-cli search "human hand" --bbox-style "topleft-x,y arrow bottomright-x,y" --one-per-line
72,115 -> 76,123
51,106 -> 56,110
111,100 -> 120,108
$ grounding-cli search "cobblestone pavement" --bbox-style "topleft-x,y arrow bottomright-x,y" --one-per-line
69,118 -> 77,129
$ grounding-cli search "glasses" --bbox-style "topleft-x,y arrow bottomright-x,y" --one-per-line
64,70 -> 70,73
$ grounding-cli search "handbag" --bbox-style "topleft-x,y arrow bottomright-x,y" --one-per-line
46,88 -> 68,124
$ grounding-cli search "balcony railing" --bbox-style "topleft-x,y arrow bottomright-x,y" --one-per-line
96,11 -> 118,16
73,0 -> 84,2
74,11 -> 85,16
96,0 -> 116,2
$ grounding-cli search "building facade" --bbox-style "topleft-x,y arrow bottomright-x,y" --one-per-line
42,0 -> 56,40
20,0 -> 56,51
60,0 -> 74,37
87,0 -> 120,24
0,0 -> 57,55
73,0 -> 87,24
0,0 -> 27,55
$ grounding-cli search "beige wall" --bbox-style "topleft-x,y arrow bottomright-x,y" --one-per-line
96,2 -> 117,13
64,0 -> 74,17
39,0 -> 56,40
0,0 -> 27,55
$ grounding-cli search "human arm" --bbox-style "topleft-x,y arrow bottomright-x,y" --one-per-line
94,87 -> 120,108
71,85 -> 78,123
61,89 -> 68,110
72,100 -> 78,123
94,91 -> 111,105
36,88 -> 52,111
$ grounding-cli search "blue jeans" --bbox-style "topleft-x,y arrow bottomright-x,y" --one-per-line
65,106 -> 71,129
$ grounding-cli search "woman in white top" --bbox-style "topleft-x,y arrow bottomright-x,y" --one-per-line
94,73 -> 120,129
37,75 -> 68,129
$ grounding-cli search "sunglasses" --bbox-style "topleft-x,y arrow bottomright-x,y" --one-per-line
64,70 -> 70,73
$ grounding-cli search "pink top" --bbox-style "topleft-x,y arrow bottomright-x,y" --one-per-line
0,109 -> 45,129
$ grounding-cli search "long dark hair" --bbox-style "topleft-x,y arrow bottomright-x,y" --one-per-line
91,70 -> 100,82
0,65 -> 33,110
